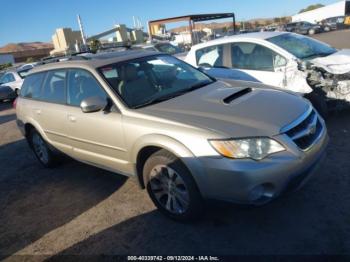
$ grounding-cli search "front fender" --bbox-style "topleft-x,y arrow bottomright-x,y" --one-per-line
130,134 -> 195,163
130,134 -> 208,195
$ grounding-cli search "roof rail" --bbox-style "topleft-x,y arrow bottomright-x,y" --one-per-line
38,52 -> 94,65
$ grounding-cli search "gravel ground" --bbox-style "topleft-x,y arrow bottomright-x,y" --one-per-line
0,100 -> 350,260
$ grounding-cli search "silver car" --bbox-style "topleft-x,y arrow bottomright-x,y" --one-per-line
15,51 -> 328,221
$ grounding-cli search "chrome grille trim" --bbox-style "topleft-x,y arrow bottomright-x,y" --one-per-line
280,106 -> 313,134
282,107 -> 324,151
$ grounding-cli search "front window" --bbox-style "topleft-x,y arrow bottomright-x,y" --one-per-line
196,45 -> 224,68
67,69 -> 107,106
18,69 -> 31,79
267,33 -> 336,60
99,55 -> 214,108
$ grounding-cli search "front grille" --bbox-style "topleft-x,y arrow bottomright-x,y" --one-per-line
285,109 -> 323,150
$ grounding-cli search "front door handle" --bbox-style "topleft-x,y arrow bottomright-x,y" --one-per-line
68,115 -> 76,122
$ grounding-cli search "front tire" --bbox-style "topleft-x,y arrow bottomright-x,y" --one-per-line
143,150 -> 203,221
28,129 -> 58,168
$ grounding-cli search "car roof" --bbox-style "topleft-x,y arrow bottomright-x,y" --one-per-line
30,50 -> 162,74
191,31 -> 288,50
133,42 -> 174,48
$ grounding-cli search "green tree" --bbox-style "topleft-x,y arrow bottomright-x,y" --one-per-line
0,63 -> 12,71
274,17 -> 281,24
89,39 -> 101,53
299,4 -> 324,14
26,57 -> 35,63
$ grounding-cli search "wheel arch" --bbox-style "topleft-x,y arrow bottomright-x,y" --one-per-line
131,134 -> 195,189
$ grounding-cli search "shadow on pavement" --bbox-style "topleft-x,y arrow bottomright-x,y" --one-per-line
49,185 -> 350,257
0,101 -> 13,112
0,114 -> 16,125
0,139 -> 128,260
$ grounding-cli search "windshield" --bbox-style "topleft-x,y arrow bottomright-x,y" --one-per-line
267,33 -> 336,60
155,43 -> 182,55
99,55 -> 214,108
18,69 -> 31,79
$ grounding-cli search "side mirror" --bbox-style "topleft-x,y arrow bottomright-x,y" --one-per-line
80,96 -> 107,113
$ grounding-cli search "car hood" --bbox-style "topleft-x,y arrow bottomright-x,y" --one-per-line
310,49 -> 350,74
141,81 -> 309,137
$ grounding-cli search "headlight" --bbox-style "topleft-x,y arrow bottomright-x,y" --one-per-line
209,137 -> 285,160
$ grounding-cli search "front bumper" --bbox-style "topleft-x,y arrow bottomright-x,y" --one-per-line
186,123 -> 328,205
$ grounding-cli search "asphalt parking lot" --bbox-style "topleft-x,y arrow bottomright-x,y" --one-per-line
0,97 -> 350,259
311,29 -> 350,49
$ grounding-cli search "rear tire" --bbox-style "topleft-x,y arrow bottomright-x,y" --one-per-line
28,129 -> 59,168
143,149 -> 203,221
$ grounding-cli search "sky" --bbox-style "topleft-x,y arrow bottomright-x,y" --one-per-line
0,0 -> 338,46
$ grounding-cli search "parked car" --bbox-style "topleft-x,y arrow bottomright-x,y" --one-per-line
15,51 -> 328,221
185,31 -> 350,116
284,21 -> 322,35
132,42 -> 187,60
320,16 -> 347,31
0,67 -> 32,101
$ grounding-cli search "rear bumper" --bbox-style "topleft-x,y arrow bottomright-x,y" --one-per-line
0,86 -> 15,100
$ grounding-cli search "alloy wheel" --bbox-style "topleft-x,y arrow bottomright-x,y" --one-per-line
149,165 -> 190,214
32,133 -> 49,164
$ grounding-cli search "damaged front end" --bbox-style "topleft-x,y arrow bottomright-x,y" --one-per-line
300,55 -> 350,110
305,66 -> 350,110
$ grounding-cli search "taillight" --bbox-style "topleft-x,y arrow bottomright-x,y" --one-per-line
13,98 -> 18,109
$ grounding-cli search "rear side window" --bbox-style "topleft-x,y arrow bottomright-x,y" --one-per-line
0,73 -> 15,84
195,45 -> 224,67
41,70 -> 67,104
20,73 -> 45,99
67,69 -> 107,106
231,43 -> 282,71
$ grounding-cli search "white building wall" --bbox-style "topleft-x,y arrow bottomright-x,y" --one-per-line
292,0 -> 345,23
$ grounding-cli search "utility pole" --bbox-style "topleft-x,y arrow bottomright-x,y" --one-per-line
77,14 -> 87,46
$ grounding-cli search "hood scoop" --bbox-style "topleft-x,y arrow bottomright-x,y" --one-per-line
223,87 -> 252,104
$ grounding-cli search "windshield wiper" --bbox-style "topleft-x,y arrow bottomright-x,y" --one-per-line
133,80 -> 213,109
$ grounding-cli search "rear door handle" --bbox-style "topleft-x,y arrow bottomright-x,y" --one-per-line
68,115 -> 76,122
34,109 -> 41,115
